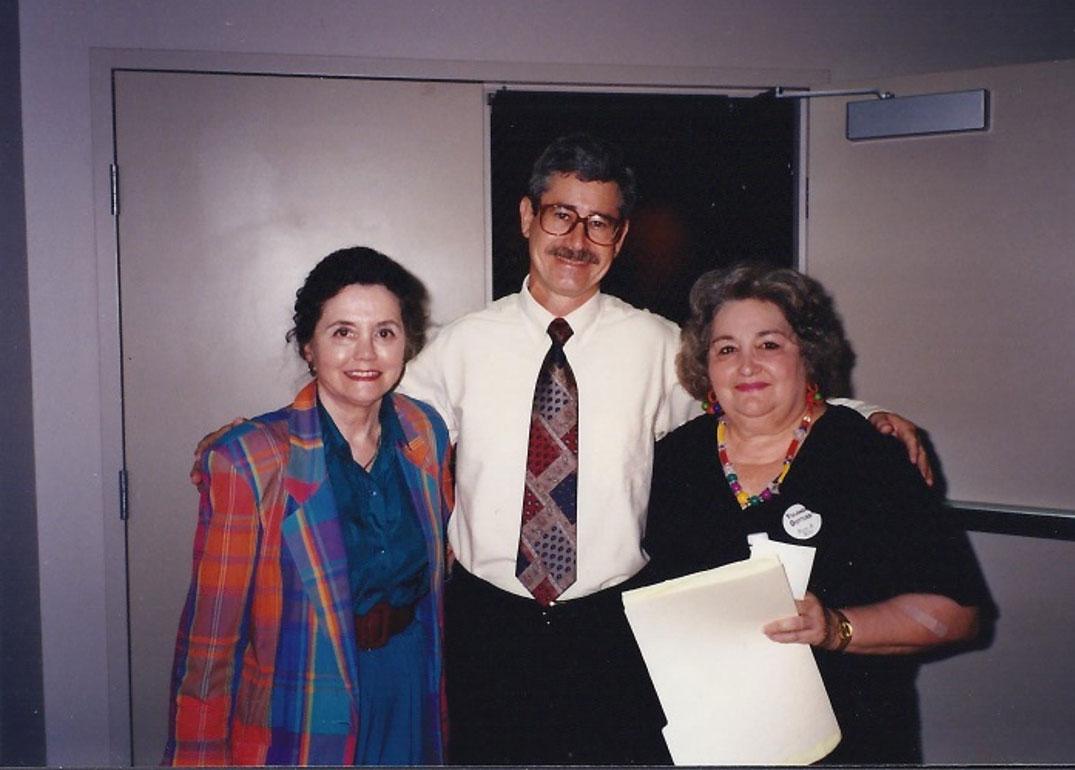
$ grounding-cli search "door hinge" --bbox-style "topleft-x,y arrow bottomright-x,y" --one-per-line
110,163 -> 119,217
118,468 -> 129,521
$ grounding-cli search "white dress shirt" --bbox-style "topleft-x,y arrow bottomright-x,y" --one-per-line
400,282 -> 696,599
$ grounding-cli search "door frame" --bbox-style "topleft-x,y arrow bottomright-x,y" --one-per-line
90,47 -> 820,764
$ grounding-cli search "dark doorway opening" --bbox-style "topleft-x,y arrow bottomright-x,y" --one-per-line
490,90 -> 798,325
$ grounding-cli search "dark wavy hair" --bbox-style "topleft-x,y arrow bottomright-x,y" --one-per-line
286,246 -> 430,374
526,133 -> 638,219
677,263 -> 856,401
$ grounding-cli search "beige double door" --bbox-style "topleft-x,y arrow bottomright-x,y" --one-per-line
114,70 -> 486,764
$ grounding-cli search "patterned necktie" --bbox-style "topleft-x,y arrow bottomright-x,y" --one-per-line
516,318 -> 578,605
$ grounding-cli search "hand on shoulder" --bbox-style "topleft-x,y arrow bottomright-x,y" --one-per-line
867,411 -> 934,487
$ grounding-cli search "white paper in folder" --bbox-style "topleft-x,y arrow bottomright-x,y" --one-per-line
747,532 -> 815,600
622,556 -> 840,765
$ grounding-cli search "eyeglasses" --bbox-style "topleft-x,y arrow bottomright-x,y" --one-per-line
535,203 -> 625,246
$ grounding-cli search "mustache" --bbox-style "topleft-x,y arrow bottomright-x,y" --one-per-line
548,245 -> 599,265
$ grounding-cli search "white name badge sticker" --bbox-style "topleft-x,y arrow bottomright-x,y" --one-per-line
783,503 -> 822,540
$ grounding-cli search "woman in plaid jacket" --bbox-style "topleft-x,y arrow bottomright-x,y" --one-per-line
165,247 -> 453,766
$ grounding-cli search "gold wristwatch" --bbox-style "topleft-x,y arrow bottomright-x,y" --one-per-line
832,609 -> 853,652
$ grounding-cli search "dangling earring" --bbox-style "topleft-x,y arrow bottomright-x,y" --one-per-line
702,388 -> 723,416
806,382 -> 822,407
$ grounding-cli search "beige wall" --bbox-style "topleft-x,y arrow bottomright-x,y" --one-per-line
807,59 -> 1075,513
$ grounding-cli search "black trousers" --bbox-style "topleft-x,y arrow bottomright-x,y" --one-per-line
445,565 -> 671,766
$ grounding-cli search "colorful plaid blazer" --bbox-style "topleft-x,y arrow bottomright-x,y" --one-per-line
164,382 -> 453,766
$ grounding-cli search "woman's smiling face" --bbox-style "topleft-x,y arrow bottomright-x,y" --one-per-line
303,283 -> 406,417
707,298 -> 808,424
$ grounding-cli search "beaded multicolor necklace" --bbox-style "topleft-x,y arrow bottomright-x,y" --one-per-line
717,406 -> 814,509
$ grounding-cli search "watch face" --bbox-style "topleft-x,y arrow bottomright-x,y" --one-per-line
839,620 -> 853,641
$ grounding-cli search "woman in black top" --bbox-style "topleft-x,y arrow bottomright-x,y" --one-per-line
643,264 -> 992,764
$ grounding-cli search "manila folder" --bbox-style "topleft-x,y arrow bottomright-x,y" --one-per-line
622,556 -> 840,765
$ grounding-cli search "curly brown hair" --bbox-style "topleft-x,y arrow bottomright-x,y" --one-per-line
677,263 -> 855,401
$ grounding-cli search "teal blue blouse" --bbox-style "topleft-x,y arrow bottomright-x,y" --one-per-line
318,397 -> 430,614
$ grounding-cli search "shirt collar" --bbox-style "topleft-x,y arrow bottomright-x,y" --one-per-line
316,393 -> 403,462
518,277 -> 602,342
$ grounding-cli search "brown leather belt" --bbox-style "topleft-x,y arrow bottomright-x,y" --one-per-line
354,600 -> 415,650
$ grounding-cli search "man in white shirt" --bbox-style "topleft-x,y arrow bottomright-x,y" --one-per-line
399,134 -> 927,765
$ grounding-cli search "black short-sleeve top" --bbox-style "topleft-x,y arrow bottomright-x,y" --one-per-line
643,406 -> 993,763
